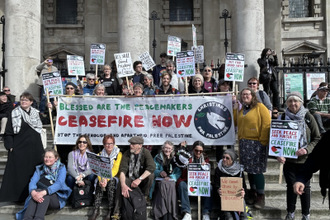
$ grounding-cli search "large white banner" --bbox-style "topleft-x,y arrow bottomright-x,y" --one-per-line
54,96 -> 235,145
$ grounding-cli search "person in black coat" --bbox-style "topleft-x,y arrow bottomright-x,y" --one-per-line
158,72 -> 180,95
100,64 -> 121,95
0,92 -> 44,202
0,92 -> 13,140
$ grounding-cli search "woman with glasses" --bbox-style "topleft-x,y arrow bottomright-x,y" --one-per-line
66,135 -> 96,189
0,92 -> 45,202
202,66 -> 217,93
100,64 -> 121,95
150,141 -> 181,220
89,135 -> 122,220
247,77 -> 272,115
233,88 -> 271,209
177,141 -> 212,220
83,73 -> 97,95
214,149 -> 247,220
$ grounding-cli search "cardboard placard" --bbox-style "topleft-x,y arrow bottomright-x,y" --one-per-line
167,35 -> 181,56
42,71 -> 63,97
176,51 -> 195,78
90,43 -> 106,65
86,152 -> 112,179
191,46 -> 204,64
220,177 -> 244,212
138,51 -> 156,71
114,52 -> 134,78
67,55 -> 85,76
268,120 -> 300,159
187,163 -> 211,197
224,53 -> 245,82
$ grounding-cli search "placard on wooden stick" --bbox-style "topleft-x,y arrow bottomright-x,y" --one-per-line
220,177 -> 244,212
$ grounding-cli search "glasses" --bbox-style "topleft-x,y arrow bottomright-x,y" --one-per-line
248,82 -> 257,85
204,69 -> 212,72
223,156 -> 231,160
3,90 -> 10,92
88,78 -> 95,81
66,87 -> 74,90
105,143 -> 114,146
20,99 -> 30,102
194,149 -> 203,153
78,141 -> 87,144
273,111 -> 279,114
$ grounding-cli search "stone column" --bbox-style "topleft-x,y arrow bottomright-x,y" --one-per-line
118,0 -> 149,62
5,0 -> 41,100
231,0 -> 265,88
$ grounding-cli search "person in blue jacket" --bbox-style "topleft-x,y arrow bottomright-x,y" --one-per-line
83,73 -> 96,95
16,148 -> 72,220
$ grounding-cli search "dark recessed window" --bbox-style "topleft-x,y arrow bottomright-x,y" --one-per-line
289,0 -> 311,18
56,0 -> 77,24
169,0 -> 193,22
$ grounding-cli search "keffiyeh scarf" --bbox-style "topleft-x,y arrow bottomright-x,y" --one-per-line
218,160 -> 244,176
11,106 -> 42,134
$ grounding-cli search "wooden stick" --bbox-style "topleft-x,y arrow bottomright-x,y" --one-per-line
95,64 -> 98,78
185,77 -> 188,94
279,163 -> 284,184
198,196 -> 201,220
46,88 -> 57,151
235,84 -> 240,161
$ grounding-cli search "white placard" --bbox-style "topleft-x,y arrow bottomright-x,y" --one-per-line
187,163 -> 211,197
114,52 -> 134,78
224,53 -> 245,82
176,51 -> 195,78
138,51 -> 156,71
306,73 -> 326,100
167,35 -> 181,56
67,55 -> 85,76
42,71 -> 63,97
90,43 -> 106,65
191,46 -> 204,63
87,152 -> 112,179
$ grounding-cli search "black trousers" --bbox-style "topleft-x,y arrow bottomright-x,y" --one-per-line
113,174 -> 154,215
284,162 -> 311,215
263,79 -> 280,108
23,194 -> 60,220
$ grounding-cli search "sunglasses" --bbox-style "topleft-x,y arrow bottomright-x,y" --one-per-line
194,149 -> 203,153
223,156 -> 231,160
248,82 -> 257,85
204,69 -> 212,72
88,78 -> 95,81
66,87 -> 74,90
3,90 -> 10,92
273,111 -> 279,114
78,141 -> 87,144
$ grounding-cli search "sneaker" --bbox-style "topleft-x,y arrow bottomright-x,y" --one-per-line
285,212 -> 295,220
254,194 -> 265,209
301,214 -> 309,220
182,212 -> 192,220
203,214 -> 210,220
245,189 -> 257,205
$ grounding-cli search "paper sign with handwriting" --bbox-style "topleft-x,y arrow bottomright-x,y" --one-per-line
220,177 -> 244,212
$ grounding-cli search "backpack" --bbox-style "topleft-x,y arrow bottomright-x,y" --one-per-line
71,180 -> 94,209
258,90 -> 265,103
121,187 -> 147,220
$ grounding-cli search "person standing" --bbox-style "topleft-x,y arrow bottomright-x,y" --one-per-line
0,92 -> 44,202
83,73 -> 97,95
100,64 -> 121,95
132,61 -> 145,85
257,48 -> 280,108
36,57 -> 58,113
152,53 -> 168,86
0,92 -> 13,141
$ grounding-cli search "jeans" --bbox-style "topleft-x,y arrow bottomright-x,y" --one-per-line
263,79 -> 280,108
66,174 -> 96,189
39,86 -> 46,113
312,113 -> 330,134
23,193 -> 59,220
177,181 -> 213,215
284,162 -> 311,215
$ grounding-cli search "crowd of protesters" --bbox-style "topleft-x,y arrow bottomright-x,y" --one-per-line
0,49 -> 329,220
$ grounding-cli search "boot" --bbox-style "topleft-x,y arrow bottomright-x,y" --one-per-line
104,209 -> 112,220
88,207 -> 100,220
254,194 -> 265,209
245,189 -> 256,205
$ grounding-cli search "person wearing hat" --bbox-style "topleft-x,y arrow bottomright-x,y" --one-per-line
152,52 -> 168,86
214,149 -> 247,220
307,82 -> 330,134
277,91 -> 320,220
115,136 -> 156,210
0,91 -> 13,141
176,141 -> 212,220
188,74 -> 209,94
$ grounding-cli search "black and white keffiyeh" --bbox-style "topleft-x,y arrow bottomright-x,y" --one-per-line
11,106 -> 42,134
218,160 -> 244,176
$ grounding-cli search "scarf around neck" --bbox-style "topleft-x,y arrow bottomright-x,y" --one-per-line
100,146 -> 120,170
72,149 -> 90,173
11,106 -> 42,134
129,148 -> 144,180
218,160 -> 244,176
284,105 -> 308,148
193,153 -> 205,164
44,159 -> 61,182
